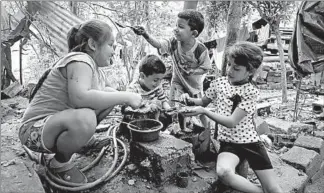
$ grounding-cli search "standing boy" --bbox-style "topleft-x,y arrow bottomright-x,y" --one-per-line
133,9 -> 211,132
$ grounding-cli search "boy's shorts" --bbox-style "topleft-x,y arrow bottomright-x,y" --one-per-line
19,116 -> 53,154
219,141 -> 273,170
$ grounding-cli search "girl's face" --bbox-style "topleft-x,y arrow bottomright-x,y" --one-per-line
226,56 -> 252,85
93,35 -> 115,67
141,73 -> 165,90
173,18 -> 194,42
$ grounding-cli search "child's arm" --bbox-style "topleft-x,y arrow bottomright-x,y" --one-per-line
189,45 -> 212,75
203,107 -> 248,128
103,87 -> 117,92
67,62 -> 142,111
179,94 -> 211,107
162,101 -> 171,110
188,68 -> 208,76
133,26 -> 161,49
183,84 -> 259,128
180,106 -> 247,128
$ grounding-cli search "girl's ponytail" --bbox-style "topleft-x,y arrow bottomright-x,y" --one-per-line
29,69 -> 51,102
67,24 -> 81,52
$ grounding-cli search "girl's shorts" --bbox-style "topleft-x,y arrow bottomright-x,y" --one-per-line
219,141 -> 273,170
19,116 -> 53,154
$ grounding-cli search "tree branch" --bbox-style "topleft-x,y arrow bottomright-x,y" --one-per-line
89,2 -> 124,14
248,1 -> 270,23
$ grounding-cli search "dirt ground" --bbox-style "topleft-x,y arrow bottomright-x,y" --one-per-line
1,88 -> 323,193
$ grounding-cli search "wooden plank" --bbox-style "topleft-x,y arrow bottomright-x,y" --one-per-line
1,81 -> 23,98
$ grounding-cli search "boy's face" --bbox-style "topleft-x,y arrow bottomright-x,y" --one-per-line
173,18 -> 195,42
226,56 -> 252,85
141,73 -> 165,90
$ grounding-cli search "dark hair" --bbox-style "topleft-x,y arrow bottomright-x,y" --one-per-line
29,69 -> 51,102
29,20 -> 113,103
67,20 -> 113,52
139,55 -> 166,76
226,41 -> 263,74
178,9 -> 204,37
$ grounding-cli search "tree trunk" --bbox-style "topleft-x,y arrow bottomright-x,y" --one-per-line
273,21 -> 288,103
221,1 -> 243,76
1,44 -> 17,89
19,39 -> 23,84
144,1 -> 150,33
69,1 -> 78,16
183,1 -> 198,10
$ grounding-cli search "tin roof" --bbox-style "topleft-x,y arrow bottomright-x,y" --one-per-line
30,1 -> 83,54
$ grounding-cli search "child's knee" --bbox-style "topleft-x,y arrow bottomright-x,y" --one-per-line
216,166 -> 234,182
73,109 -> 97,134
264,185 -> 282,193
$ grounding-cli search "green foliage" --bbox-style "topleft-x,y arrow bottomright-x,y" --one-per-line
205,1 -> 230,32
248,1 -> 298,27
204,1 -> 252,34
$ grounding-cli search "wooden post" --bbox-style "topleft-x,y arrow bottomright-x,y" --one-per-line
273,21 -> 288,103
19,39 -> 23,85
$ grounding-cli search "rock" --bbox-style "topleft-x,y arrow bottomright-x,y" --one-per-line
255,117 -> 270,135
127,164 -> 137,171
268,83 -> 282,90
128,179 -> 135,186
304,175 -> 324,193
268,133 -> 297,147
265,117 -> 313,134
269,152 -> 309,193
310,161 -> 324,183
1,160 -> 45,193
140,158 -> 151,168
193,169 -> 217,185
279,146 -> 289,154
294,135 -> 324,158
256,102 -> 271,116
314,131 -> 324,140
130,133 -> 194,185
281,146 -> 322,177
1,81 -> 23,98
162,176 -> 212,193
317,122 -> 324,130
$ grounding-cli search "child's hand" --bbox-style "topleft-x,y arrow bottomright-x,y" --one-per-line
179,106 -> 205,116
149,103 -> 160,112
132,26 -> 147,36
163,107 -> 177,116
179,93 -> 190,103
186,69 -> 195,75
127,93 -> 143,109
179,93 -> 195,106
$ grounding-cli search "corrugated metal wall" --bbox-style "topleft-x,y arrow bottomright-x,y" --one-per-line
31,1 -> 83,54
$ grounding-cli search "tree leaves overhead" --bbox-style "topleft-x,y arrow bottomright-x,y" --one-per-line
205,1 -> 252,33
248,1 -> 298,28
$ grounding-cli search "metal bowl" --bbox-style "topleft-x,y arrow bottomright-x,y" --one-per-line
127,119 -> 163,142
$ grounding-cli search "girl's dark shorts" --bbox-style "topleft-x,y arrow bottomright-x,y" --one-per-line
219,141 -> 273,170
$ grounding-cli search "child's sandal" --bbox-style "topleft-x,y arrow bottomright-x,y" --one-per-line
47,161 -> 88,184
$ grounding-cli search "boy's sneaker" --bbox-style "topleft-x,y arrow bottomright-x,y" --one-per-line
77,135 -> 111,154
